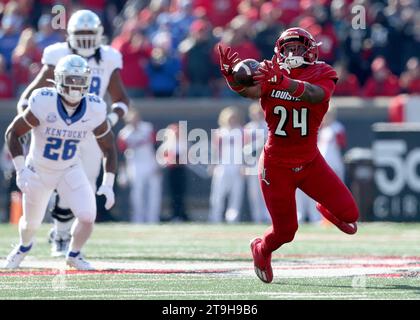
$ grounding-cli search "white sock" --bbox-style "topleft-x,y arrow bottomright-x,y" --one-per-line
69,219 -> 93,252
18,217 -> 36,247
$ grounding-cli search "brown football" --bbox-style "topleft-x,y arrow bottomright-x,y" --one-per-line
232,58 -> 261,87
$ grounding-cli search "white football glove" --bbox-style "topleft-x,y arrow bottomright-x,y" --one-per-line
96,172 -> 115,210
16,167 -> 40,193
96,185 -> 115,210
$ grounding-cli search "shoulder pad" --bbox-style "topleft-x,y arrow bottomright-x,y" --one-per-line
42,42 -> 70,66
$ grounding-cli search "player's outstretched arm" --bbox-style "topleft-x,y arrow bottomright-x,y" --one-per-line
217,44 -> 262,100
237,84 -> 262,99
5,109 -> 39,158
253,55 -> 326,104
106,69 -> 130,126
94,120 -> 118,209
5,109 -> 40,193
17,65 -> 55,113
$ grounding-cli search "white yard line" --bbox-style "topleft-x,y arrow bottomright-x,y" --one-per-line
1,256 -> 419,279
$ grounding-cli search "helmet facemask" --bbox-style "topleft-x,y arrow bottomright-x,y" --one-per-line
54,55 -> 92,105
280,41 -> 309,68
67,10 -> 104,57
68,30 -> 103,57
274,29 -> 321,69
55,71 -> 91,105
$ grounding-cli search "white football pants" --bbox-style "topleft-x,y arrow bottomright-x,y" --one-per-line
209,165 -> 244,223
58,133 -> 102,209
19,163 -> 96,246
128,170 -> 162,223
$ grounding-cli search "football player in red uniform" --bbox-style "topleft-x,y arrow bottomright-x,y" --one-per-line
218,27 -> 359,283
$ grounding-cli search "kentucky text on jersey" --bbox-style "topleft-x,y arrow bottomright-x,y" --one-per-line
90,67 -> 105,77
45,127 -> 88,139
270,89 -> 301,101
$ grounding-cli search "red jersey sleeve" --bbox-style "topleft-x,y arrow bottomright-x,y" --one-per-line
262,63 -> 338,102
312,77 -> 337,102
260,64 -> 291,98
312,64 -> 338,102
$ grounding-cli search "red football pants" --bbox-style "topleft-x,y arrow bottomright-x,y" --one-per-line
258,151 -> 359,255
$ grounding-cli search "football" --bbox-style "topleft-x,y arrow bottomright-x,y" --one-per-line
232,58 -> 261,87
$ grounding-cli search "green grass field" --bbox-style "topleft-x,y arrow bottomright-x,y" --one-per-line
0,222 -> 419,300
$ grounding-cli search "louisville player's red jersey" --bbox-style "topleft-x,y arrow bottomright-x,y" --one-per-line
260,62 -> 338,167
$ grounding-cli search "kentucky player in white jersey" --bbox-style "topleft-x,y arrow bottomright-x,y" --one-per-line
4,55 -> 117,270
17,10 -> 129,256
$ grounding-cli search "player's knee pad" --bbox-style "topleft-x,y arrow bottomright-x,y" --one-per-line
51,204 -> 75,222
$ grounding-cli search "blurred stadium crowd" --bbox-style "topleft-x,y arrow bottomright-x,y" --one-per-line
0,0 -> 419,224
0,0 -> 419,99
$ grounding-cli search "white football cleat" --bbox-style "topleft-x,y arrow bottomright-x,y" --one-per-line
66,252 -> 94,270
4,244 -> 33,269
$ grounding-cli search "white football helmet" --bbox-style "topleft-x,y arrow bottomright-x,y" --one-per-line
55,55 -> 91,104
67,10 -> 104,57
